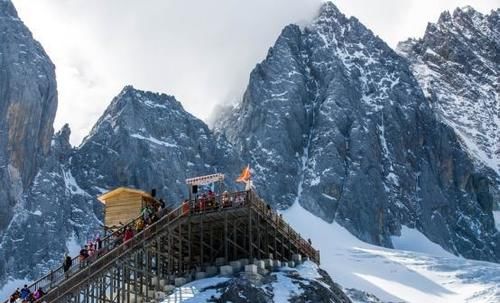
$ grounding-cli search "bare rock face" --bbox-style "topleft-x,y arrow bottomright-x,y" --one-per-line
0,0 -> 498,290
0,0 -> 57,231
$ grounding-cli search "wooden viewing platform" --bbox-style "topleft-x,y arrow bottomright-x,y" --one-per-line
9,190 -> 320,303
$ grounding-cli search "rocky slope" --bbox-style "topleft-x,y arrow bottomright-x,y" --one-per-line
0,0 -> 57,277
0,125 -> 99,279
398,7 -> 499,177
216,2 -> 500,261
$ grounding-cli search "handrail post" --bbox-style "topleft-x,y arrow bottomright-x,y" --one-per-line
49,270 -> 54,288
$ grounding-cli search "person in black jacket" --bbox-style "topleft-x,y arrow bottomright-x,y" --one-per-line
63,254 -> 73,277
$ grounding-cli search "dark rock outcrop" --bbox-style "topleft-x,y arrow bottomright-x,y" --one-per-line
1,0 -> 498,289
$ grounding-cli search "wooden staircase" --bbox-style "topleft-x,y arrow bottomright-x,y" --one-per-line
6,190 -> 320,303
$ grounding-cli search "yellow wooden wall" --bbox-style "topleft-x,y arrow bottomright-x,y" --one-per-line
105,192 -> 143,227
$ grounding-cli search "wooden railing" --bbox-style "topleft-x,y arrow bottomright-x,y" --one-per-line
3,202 -> 180,303
247,191 -> 320,264
4,190 -> 320,302
43,203 -> 188,302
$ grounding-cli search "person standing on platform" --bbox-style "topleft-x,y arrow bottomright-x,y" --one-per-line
63,254 -> 72,277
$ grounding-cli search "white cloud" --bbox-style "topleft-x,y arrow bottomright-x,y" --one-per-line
11,0 -> 498,145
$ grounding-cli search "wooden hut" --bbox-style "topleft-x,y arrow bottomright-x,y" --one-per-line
98,187 -> 159,229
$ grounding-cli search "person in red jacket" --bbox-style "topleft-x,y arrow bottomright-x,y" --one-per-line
182,199 -> 190,216
123,227 -> 134,242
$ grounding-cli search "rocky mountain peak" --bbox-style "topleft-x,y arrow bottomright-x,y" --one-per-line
83,85 -> 190,146
437,10 -> 452,25
0,0 -> 18,19
52,124 -> 72,158
308,1 -> 353,38
316,1 -> 345,22
453,5 -> 481,19
109,85 -> 182,116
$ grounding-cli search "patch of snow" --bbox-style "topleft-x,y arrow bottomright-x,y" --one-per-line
130,133 -> 178,148
494,211 -> 500,232
162,277 -> 229,303
283,201 -> 500,303
271,270 -> 304,302
295,261 -> 322,280
310,176 -> 321,186
63,169 -> 89,196
391,226 -> 454,258
93,186 -> 108,194
143,99 -> 167,109
321,193 -> 335,200
66,234 -> 81,257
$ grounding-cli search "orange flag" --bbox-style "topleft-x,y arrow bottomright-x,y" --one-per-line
236,165 -> 251,183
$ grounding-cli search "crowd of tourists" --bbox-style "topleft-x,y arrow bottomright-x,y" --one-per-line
182,190 -> 246,215
8,285 -> 45,303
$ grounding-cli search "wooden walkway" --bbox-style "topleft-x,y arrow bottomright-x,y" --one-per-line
9,190 -> 319,303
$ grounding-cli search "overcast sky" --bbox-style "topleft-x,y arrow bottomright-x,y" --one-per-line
12,0 -> 499,145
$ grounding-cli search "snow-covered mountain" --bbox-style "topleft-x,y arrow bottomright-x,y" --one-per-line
0,1 -> 499,302
397,7 -> 499,177
216,2 -> 499,262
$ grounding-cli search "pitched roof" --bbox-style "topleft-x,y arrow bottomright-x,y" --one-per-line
97,187 -> 153,204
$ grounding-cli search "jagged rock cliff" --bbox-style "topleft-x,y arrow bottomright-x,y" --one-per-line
216,2 -> 500,261
0,0 -> 57,277
397,6 -> 500,204
398,6 -> 499,175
